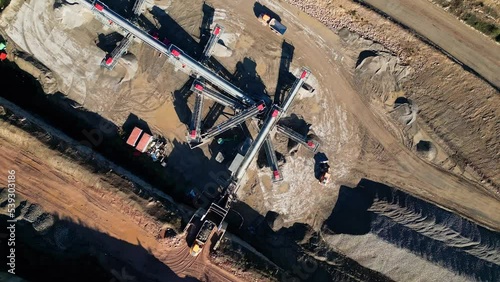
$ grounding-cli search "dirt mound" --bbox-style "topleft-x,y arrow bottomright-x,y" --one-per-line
322,179 -> 500,282
32,212 -> 55,233
119,53 -> 139,82
265,211 -> 284,231
391,96 -> 418,126
415,140 -> 437,161
53,2 -> 93,30
355,49 -> 410,93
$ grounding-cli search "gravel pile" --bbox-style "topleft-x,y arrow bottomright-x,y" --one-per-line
32,212 -> 55,233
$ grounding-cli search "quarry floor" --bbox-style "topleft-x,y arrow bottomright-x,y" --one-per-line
0,0 -> 499,281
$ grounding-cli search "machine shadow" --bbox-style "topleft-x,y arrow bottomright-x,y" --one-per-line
233,57 -> 269,102
226,201 -> 390,282
149,6 -> 202,59
100,0 -> 132,17
123,112 -> 152,135
0,213 -> 196,282
199,3 -> 215,50
172,77 -> 195,126
96,32 -> 124,53
274,40 -> 296,105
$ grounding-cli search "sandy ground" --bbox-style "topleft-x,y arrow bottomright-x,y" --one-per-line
0,119 -> 246,282
0,0 -> 499,280
282,0 -> 500,190
0,0 -> 497,237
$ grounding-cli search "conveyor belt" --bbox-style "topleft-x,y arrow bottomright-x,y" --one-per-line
192,80 -> 244,110
276,124 -> 320,152
101,33 -> 133,70
189,86 -> 204,142
202,102 -> 265,140
82,0 -> 256,105
202,24 -> 223,61
280,68 -> 310,113
234,106 -> 281,182
263,137 -> 282,182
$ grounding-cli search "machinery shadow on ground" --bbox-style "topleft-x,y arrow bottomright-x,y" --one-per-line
280,114 -> 312,147
168,138 -> 231,206
149,6 -> 202,59
274,40 -> 296,105
206,127 -> 246,164
0,51 -> 231,210
323,178 -> 500,281
225,201 -> 391,282
201,103 -> 225,130
123,112 -> 152,135
143,3 -> 265,129
313,152 -> 328,179
96,32 -> 124,53
0,214 -> 196,282
172,77 -> 195,126
233,57 -> 269,101
199,2 -> 215,50
252,2 -> 281,22
100,0 -> 134,18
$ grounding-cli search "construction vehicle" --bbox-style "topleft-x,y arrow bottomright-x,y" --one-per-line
318,160 -> 331,185
190,220 -> 216,256
188,203 -> 228,256
258,13 -> 287,35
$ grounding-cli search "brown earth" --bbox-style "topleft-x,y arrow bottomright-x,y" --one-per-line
0,118 -> 249,282
0,0 -> 499,280
362,0 -> 500,88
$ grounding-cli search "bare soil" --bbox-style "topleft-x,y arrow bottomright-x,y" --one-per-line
0,0 -> 499,281
0,106 -> 251,281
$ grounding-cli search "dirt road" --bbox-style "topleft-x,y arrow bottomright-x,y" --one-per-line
0,120 -> 244,282
362,0 -> 500,89
229,0 -> 500,231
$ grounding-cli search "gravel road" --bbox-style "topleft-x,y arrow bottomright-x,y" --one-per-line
361,0 -> 500,89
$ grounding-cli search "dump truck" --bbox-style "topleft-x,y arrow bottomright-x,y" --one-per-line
258,13 -> 287,35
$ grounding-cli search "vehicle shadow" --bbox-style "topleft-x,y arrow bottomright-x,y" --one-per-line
123,112 -> 153,135
252,2 -> 281,22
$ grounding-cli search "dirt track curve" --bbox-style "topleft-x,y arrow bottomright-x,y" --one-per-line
225,0 -> 500,231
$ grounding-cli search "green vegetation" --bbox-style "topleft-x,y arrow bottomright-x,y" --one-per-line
462,13 -> 500,42
0,0 -> 10,10
434,0 -> 500,42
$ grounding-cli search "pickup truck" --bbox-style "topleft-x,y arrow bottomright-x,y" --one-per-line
258,13 -> 287,35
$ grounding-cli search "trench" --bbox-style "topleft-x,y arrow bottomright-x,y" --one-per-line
0,215 -> 114,281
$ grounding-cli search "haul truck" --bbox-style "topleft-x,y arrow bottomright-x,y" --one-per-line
258,13 -> 287,35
